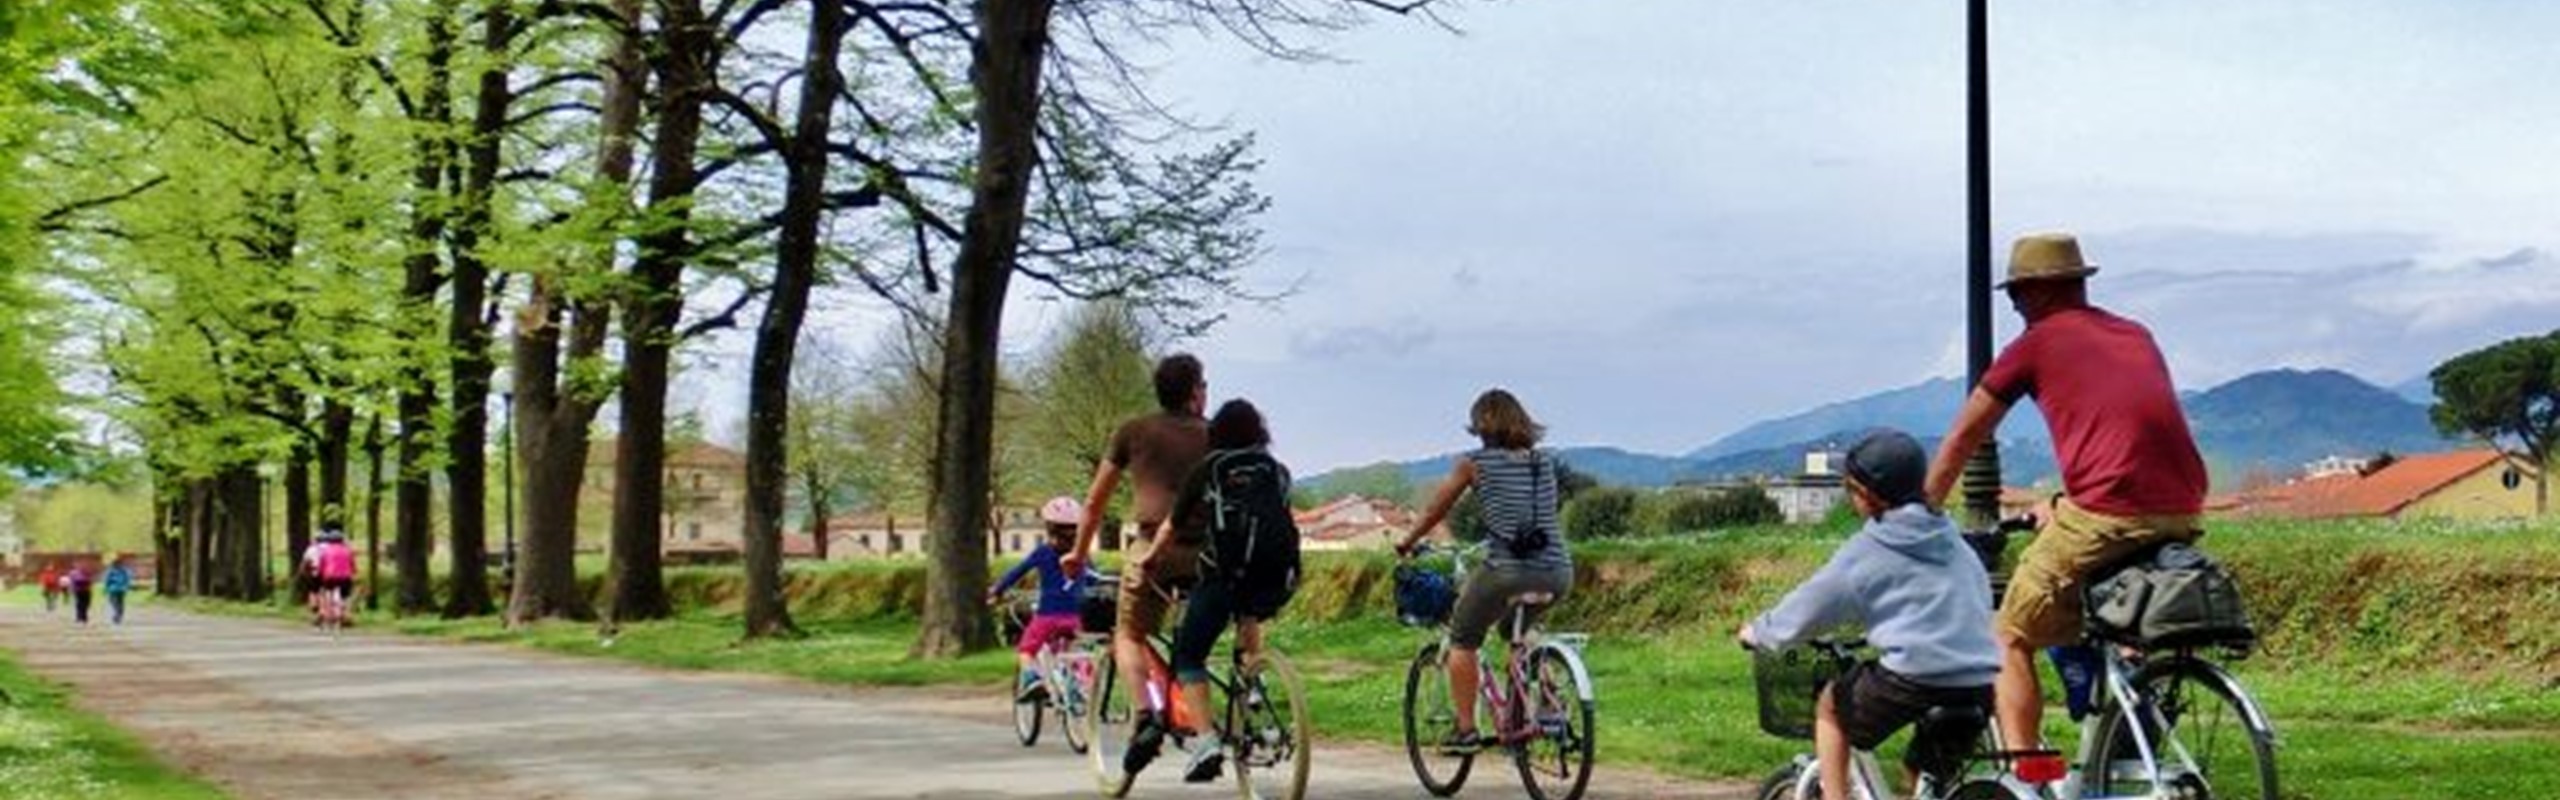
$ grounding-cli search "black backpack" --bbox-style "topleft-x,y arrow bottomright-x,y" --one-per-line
1199,448 -> 1301,582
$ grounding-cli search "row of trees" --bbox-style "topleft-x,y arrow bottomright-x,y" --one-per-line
8,0 -> 1450,652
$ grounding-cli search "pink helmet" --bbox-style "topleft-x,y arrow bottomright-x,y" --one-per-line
1040,496 -> 1085,526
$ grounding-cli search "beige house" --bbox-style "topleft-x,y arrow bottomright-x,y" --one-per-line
2216,449 -> 2543,522
582,439 -> 749,557
821,507 -> 1052,560
1295,495 -> 1439,552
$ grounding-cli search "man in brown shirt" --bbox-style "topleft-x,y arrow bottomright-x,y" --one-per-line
1063,354 -> 1208,769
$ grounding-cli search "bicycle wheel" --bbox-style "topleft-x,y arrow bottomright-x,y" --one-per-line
1227,648 -> 1311,800
1058,646 -> 1094,755
1402,641 -> 1475,796
1013,687 -> 1044,747
1515,645 -> 1596,800
1085,647 -> 1140,798
2086,656 -> 2279,800
1754,761 -> 1810,800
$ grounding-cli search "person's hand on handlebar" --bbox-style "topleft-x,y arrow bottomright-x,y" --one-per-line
1735,622 -> 1760,652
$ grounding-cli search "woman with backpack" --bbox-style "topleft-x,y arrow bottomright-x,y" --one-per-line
1153,398 -> 1301,784
1394,388 -> 1574,754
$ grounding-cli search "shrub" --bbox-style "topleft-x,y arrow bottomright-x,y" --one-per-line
1563,487 -> 1642,541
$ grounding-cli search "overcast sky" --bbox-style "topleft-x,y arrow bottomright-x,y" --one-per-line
682,1 -> 2560,474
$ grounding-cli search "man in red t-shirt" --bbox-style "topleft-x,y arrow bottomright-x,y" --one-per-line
1925,232 -> 2208,748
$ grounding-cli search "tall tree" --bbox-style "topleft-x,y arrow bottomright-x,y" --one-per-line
2430,331 -> 2560,515
727,0 -> 855,639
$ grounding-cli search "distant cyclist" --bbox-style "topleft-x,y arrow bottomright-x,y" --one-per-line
303,527 -> 359,625
1144,399 -> 1301,783
1926,232 -> 2209,750
1395,388 -> 1574,755
988,497 -> 1092,700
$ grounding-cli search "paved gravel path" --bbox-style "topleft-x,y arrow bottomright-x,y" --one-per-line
0,605 -> 1751,800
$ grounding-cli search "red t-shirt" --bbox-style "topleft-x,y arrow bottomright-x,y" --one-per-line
1980,306 -> 2208,516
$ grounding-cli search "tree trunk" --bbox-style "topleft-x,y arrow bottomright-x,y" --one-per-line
186,478 -> 213,597
285,446 -> 312,596
914,0 -> 1056,659
804,470 -> 831,562
319,399 -> 354,529
365,416 -> 386,612
738,0 -> 848,641
213,465 -> 266,602
607,0 -> 712,624
507,0 -> 637,625
440,0 -> 516,620
395,7 -> 457,616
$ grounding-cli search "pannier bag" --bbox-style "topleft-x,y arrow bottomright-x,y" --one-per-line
1394,563 -> 1456,628
2083,542 -> 2255,650
1078,575 -> 1122,634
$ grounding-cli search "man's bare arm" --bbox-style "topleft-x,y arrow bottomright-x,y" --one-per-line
1926,387 -> 2013,509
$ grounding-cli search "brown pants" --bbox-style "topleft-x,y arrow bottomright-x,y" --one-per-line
1997,498 -> 2199,648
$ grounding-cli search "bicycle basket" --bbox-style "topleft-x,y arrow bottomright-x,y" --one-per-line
1752,645 -> 1847,740
1078,576 -> 1121,634
1393,563 -> 1456,628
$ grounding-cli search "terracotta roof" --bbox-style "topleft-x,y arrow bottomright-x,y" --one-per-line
2232,450 -> 2517,519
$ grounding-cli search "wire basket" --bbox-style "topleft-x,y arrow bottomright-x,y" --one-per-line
1752,645 -> 1849,740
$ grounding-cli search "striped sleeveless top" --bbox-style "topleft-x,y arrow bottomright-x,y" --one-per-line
1467,448 -> 1571,569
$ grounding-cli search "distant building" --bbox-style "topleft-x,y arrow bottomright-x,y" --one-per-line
2303,455 -> 2371,479
2216,449 -> 2541,521
1765,475 -> 1845,525
819,507 -> 1050,560
1295,495 -> 1439,552
583,439 -> 749,558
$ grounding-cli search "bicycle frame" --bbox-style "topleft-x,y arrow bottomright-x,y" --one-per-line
1429,542 -> 1596,747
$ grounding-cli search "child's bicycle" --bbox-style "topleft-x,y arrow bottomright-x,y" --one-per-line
1003,588 -> 1102,754
1398,542 -> 1597,800
1082,582 -> 1311,800
1965,519 -> 2281,800
309,581 -> 350,638
1750,637 -> 2048,800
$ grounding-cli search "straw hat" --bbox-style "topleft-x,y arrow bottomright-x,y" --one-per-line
1999,232 -> 2100,289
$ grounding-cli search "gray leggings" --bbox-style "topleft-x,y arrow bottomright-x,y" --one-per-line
1447,563 -> 1572,650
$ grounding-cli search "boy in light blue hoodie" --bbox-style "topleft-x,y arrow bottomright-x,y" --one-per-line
1740,429 -> 2000,800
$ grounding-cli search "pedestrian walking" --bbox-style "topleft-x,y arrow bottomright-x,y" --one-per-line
65,564 -> 95,625
104,558 -> 135,625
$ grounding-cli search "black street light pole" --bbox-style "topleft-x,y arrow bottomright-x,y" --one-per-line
1961,0 -> 2005,527
501,391 -> 516,590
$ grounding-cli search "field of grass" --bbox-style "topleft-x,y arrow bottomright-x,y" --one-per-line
0,648 -> 227,800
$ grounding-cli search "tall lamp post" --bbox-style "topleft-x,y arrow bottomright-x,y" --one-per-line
1959,0 -> 2006,528
501,391 -> 516,591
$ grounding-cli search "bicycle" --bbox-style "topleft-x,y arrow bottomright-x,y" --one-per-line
311,582 -> 350,638
1003,588 -> 1102,754
1749,637 -> 2047,800
1966,520 -> 2281,800
1399,542 -> 1597,800
1083,582 -> 1311,800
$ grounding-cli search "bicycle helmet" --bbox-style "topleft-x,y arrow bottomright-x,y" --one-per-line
1039,496 -> 1084,526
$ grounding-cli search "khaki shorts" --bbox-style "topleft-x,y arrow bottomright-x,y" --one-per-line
1115,535 -> 1201,636
1997,498 -> 2199,648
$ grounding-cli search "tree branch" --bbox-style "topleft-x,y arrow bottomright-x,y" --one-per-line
36,175 -> 170,232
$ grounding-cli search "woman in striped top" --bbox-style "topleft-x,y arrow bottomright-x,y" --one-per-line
1396,388 -> 1576,754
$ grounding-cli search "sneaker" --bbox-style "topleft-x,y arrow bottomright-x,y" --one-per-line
1438,729 -> 1484,756
1016,671 -> 1047,703
1124,712 -> 1166,775
1182,743 -> 1227,783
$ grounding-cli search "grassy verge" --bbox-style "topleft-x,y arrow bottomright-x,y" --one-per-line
0,651 -> 227,799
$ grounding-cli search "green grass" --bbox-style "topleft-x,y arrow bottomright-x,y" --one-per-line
0,652 -> 228,800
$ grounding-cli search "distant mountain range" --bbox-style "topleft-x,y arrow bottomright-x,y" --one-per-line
1305,368 -> 2458,493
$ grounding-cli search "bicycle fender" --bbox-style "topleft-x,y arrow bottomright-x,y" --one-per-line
1534,643 -> 1597,703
